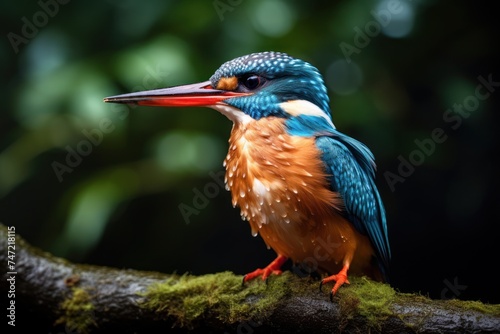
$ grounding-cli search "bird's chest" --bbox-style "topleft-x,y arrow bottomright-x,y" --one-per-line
223,118 -> 340,254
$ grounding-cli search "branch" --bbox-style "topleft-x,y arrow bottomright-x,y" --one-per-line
1,224 -> 499,333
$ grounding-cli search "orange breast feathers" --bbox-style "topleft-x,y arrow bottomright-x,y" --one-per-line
223,117 -> 377,276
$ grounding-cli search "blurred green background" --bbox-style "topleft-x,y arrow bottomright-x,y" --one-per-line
1,0 -> 499,304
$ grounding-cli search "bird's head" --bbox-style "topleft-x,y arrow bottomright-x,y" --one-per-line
105,52 -> 335,132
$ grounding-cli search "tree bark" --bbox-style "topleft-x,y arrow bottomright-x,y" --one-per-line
1,224 -> 499,333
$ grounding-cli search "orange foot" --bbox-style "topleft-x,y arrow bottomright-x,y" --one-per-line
320,265 -> 350,301
243,254 -> 288,284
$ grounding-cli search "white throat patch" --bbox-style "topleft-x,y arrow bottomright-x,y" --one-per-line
210,104 -> 253,125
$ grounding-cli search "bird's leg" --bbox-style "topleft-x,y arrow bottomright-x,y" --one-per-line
243,254 -> 288,283
320,264 -> 350,300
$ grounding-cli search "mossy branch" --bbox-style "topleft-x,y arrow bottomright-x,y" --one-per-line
1,224 -> 499,333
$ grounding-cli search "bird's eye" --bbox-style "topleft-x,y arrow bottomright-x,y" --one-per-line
241,75 -> 264,91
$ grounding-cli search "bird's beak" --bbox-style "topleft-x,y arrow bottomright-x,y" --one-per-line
103,80 -> 248,107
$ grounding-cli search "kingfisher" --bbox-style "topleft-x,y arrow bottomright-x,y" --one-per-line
104,51 -> 390,298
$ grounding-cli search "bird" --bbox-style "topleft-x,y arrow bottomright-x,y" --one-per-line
104,51 -> 391,299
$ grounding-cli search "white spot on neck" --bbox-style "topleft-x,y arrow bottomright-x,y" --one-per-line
210,104 -> 252,125
279,100 -> 335,129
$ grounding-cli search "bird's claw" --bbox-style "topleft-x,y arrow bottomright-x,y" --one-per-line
243,268 -> 282,285
320,279 -> 335,302
319,269 -> 350,301
242,255 -> 287,286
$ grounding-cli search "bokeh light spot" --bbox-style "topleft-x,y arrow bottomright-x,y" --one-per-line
327,60 -> 363,95
375,0 -> 415,38
252,0 -> 295,37
154,131 -> 223,174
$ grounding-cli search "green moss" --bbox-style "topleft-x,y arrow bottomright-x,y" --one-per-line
141,271 -> 400,329
337,276 -> 396,329
140,271 -> 296,328
447,299 -> 500,316
141,270 -> 500,331
56,287 -> 96,334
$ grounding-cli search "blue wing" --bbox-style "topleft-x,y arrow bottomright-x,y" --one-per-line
285,114 -> 390,276
315,132 -> 391,277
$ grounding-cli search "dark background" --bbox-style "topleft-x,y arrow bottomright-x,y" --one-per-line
1,0 -> 499,305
